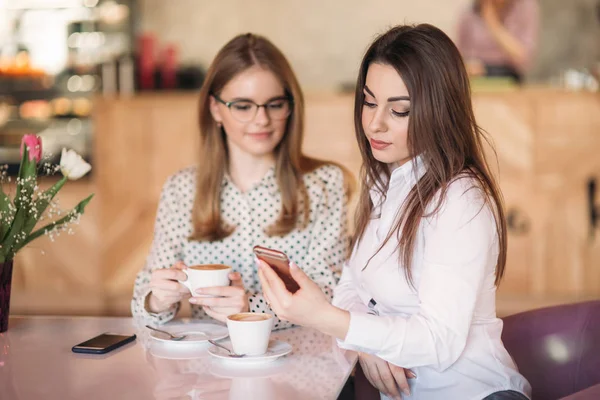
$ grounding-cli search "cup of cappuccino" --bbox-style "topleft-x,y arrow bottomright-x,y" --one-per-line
226,312 -> 273,356
179,264 -> 232,296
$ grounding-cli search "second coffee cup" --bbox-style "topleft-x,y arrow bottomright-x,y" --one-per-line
226,312 -> 274,356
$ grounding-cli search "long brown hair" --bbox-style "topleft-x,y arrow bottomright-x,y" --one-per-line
352,24 -> 507,286
191,33 -> 329,241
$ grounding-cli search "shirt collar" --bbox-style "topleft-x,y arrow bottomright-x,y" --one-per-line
389,154 -> 426,188
222,167 -> 279,196
369,154 -> 427,205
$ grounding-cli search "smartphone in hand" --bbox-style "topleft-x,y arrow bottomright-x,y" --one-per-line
253,245 -> 300,293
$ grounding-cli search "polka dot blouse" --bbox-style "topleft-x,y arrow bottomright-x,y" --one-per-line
131,164 -> 349,330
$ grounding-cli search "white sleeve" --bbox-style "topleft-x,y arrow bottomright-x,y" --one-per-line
332,263 -> 369,314
338,182 -> 497,371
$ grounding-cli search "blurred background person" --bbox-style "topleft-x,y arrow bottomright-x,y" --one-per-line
457,0 -> 540,83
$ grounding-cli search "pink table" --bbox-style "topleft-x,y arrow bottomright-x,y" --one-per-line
0,316 -> 357,399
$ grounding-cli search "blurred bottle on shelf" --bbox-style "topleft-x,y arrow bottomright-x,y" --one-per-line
160,44 -> 178,90
134,32 -> 205,92
137,33 -> 155,91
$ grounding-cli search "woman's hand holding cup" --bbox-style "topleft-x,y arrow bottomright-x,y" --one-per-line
147,261 -> 191,313
147,262 -> 248,321
189,271 -> 249,323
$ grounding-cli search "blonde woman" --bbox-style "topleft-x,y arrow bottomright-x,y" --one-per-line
132,34 -> 349,330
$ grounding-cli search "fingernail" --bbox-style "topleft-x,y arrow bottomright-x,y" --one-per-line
402,387 -> 411,396
189,298 -> 198,304
408,371 -> 417,379
195,289 -> 204,294
289,261 -> 297,269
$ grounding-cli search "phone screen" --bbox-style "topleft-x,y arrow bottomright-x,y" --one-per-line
72,333 -> 136,354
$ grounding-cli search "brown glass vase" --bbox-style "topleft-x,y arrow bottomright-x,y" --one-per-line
0,259 -> 14,333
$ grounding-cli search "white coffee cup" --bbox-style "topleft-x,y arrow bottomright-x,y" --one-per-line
179,264 -> 232,296
226,312 -> 274,356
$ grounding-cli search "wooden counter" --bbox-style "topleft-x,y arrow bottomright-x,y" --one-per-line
10,88 -> 600,317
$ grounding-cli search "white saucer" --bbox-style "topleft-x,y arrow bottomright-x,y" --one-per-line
149,322 -> 228,344
208,340 -> 292,364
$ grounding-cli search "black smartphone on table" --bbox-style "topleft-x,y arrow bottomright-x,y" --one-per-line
72,333 -> 137,354
253,245 -> 300,293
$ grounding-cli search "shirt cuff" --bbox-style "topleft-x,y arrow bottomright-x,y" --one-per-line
337,312 -> 407,355
347,302 -> 369,314
331,291 -> 369,314
132,288 -> 179,326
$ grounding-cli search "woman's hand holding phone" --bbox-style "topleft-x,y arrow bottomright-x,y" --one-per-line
257,258 -> 350,340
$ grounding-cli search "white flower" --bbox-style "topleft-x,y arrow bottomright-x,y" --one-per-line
60,148 -> 92,180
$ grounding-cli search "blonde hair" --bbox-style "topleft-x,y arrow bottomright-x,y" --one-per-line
191,33 -> 335,241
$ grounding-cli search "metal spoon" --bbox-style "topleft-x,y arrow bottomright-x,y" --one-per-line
208,339 -> 246,358
146,325 -> 186,341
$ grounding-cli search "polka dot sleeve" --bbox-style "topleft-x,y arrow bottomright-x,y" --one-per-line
130,176 -> 186,325
301,166 -> 349,303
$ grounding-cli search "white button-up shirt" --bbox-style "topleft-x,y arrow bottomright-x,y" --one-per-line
333,157 -> 531,400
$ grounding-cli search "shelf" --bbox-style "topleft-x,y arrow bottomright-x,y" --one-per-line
0,118 -> 53,133
0,0 -> 86,10
0,79 -> 60,102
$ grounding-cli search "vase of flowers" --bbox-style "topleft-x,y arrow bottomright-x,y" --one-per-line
0,135 -> 93,332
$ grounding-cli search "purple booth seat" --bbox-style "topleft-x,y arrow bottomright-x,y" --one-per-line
559,383 -> 600,399
353,301 -> 600,400
501,300 -> 600,400
354,362 -> 379,400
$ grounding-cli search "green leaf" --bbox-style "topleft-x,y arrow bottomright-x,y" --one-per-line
14,145 -> 37,211
2,145 -> 38,260
15,156 -> 36,211
0,189 -> 14,242
18,193 -> 94,250
1,206 -> 26,261
20,176 -> 67,242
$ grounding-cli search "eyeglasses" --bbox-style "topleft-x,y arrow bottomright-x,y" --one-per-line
212,93 -> 293,122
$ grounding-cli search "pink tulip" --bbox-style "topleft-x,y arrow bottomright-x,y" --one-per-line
20,134 -> 43,163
